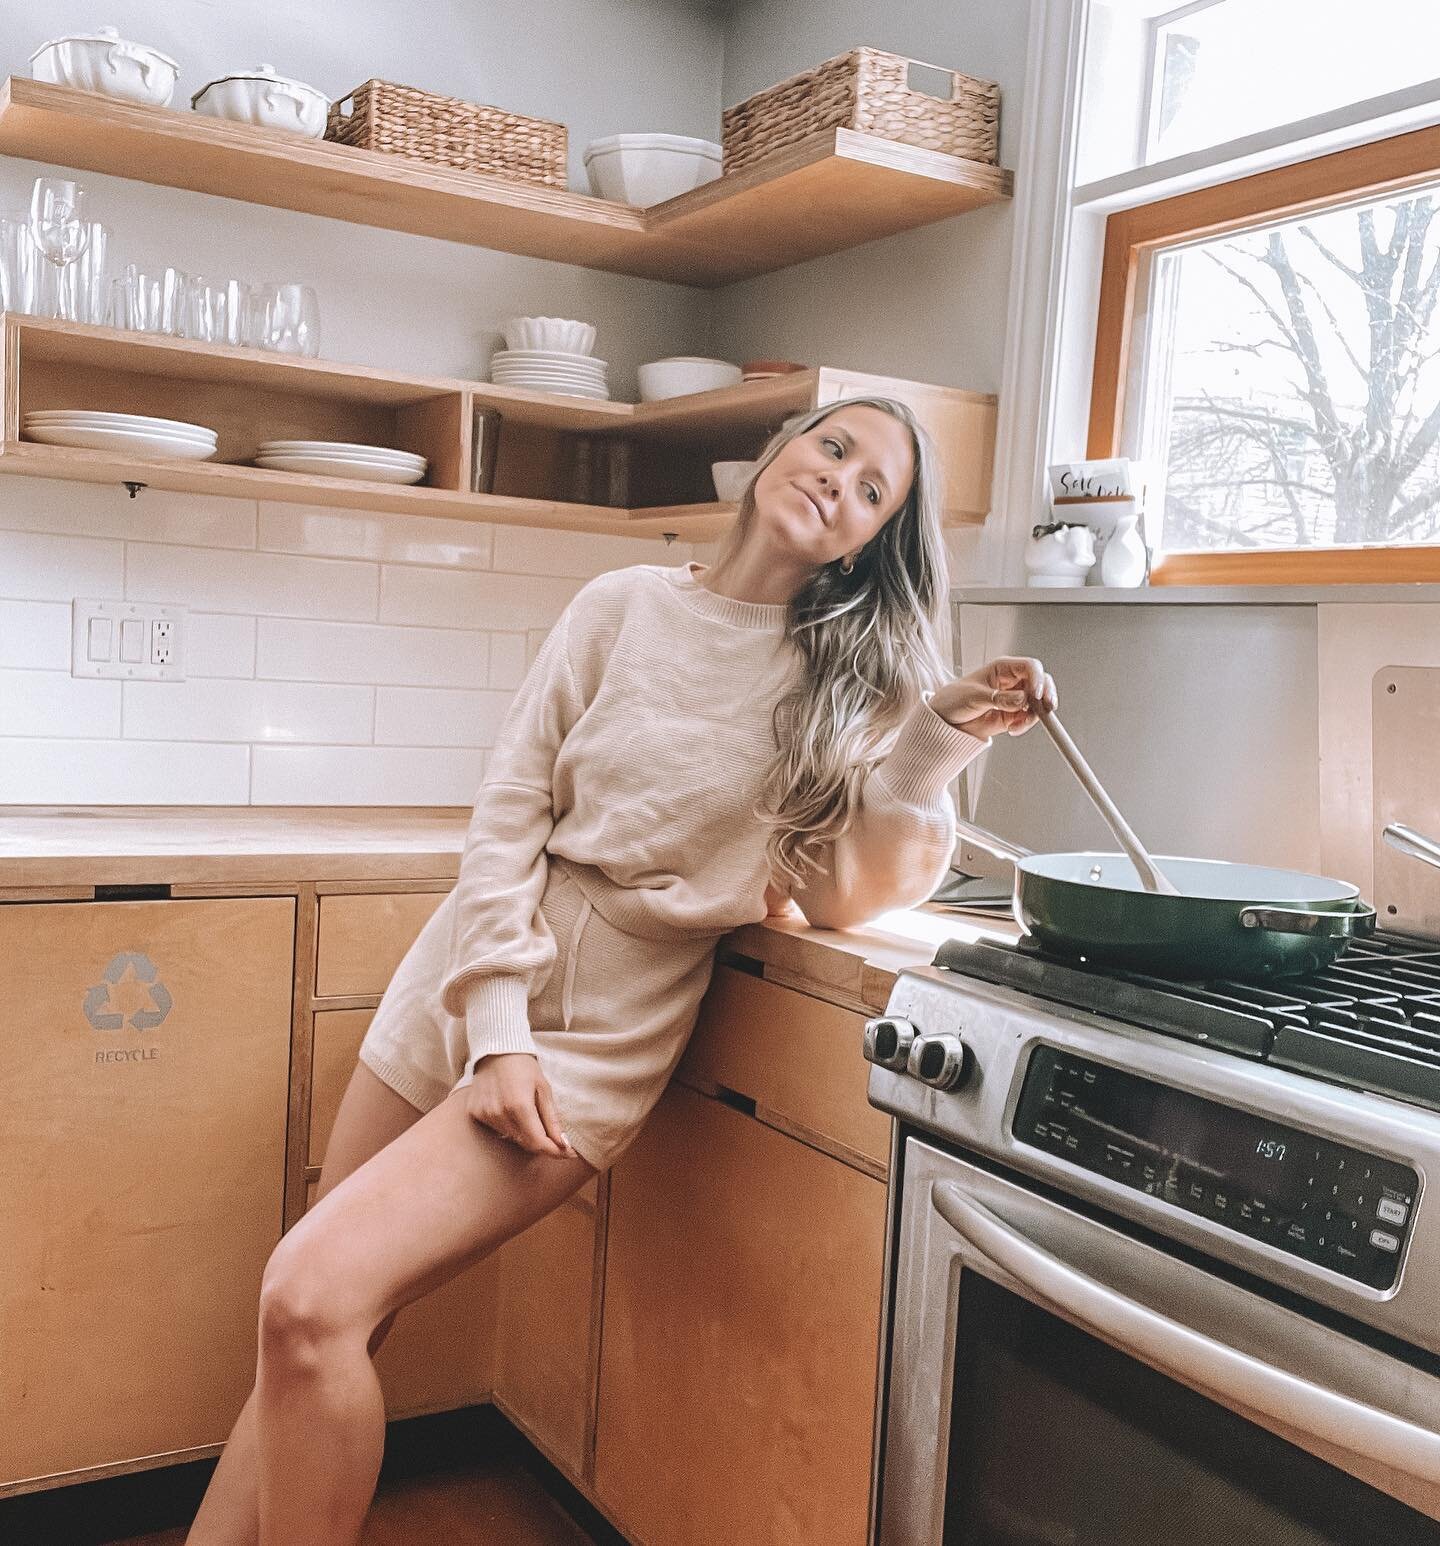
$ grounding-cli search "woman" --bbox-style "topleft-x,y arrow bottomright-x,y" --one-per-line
185,394 -> 1056,1545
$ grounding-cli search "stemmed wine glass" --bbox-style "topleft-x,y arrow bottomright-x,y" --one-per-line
28,178 -> 91,320
29,178 -> 90,267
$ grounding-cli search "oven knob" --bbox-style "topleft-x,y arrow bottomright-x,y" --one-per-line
907,1033 -> 971,1091
862,1015 -> 916,1071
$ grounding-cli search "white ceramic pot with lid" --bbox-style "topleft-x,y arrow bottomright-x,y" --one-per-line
30,27 -> 180,106
191,64 -> 329,138
582,133 -> 722,206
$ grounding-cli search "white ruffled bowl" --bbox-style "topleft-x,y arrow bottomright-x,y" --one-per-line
501,316 -> 596,355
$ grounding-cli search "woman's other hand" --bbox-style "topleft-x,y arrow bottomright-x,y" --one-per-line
466,1052 -> 577,1158
929,655 -> 1057,741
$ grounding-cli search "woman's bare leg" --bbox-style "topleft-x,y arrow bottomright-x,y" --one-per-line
252,1079 -> 595,1545
184,1061 -> 426,1546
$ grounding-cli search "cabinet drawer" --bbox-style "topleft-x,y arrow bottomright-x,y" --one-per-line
680,965 -> 890,1169
314,890 -> 447,997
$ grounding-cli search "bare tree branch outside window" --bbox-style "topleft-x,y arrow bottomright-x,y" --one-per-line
1158,188 -> 1440,551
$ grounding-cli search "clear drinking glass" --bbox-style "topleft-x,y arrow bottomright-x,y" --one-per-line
251,281 -> 320,356
52,221 -> 110,323
0,213 -> 43,315
121,263 -> 188,334
29,178 -> 89,267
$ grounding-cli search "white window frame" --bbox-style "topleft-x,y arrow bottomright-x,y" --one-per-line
977,0 -> 1440,586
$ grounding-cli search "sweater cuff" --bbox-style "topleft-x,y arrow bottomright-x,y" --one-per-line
463,974 -> 539,1069
876,691 -> 989,806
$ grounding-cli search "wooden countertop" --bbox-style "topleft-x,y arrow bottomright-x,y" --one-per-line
0,805 -> 1019,1010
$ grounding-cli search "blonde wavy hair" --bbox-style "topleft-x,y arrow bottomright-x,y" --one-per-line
707,396 -> 954,891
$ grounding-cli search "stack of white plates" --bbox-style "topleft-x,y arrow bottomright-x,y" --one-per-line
489,349 -> 610,400
254,440 -> 428,485
22,409 -> 218,460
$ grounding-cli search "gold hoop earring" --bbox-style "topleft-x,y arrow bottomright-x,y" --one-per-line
840,553 -> 856,575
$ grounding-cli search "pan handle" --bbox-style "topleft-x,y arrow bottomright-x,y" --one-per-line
1239,903 -> 1377,939
953,817 -> 1034,864
1383,822 -> 1440,873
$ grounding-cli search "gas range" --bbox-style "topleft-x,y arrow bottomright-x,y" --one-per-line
863,930 -> 1440,1360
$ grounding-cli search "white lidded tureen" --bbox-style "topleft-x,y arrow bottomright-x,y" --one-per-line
191,64 -> 329,139
30,26 -> 180,107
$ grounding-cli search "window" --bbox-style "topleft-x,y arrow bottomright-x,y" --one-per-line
1089,122 -> 1440,582
1081,0 -> 1440,184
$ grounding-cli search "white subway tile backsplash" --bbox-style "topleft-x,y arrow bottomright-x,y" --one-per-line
0,476 -> 257,548
187,613 -> 258,678
379,565 -> 581,630
125,543 -> 379,619
490,525 -> 678,576
0,738 -> 249,802
260,502 -> 495,569
125,679 -> 374,743
251,744 -> 485,805
488,632 -> 530,688
0,599 -> 72,668
0,529 -> 124,601
257,617 -> 490,687
0,470 -> 697,803
0,670 -> 121,737
375,686 -> 511,747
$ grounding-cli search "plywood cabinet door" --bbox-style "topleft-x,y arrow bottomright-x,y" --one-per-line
491,1178 -> 599,1480
0,897 -> 294,1486
594,1083 -> 886,1546
306,1007 -> 499,1421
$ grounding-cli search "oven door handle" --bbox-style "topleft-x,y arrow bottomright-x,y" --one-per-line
931,1180 -> 1440,1486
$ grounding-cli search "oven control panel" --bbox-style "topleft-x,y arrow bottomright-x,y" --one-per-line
1014,1046 -> 1419,1290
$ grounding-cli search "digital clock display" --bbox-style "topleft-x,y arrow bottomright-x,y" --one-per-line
1013,1047 -> 1419,1290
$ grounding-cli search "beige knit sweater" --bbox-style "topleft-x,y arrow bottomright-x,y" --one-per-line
439,560 -> 989,1069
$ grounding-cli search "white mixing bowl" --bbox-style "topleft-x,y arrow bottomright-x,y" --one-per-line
638,356 -> 742,401
583,134 -> 722,207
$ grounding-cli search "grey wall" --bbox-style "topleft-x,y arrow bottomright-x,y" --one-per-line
708,0 -> 1031,391
957,602 -> 1323,873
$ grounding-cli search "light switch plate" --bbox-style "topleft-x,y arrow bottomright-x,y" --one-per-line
72,598 -> 187,680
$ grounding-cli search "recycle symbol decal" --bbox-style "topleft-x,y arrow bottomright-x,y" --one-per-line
84,952 -> 173,1032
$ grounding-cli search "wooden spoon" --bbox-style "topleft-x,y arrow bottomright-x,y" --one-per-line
1037,707 -> 1181,897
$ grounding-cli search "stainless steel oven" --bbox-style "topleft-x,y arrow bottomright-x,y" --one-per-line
864,935 -> 1440,1544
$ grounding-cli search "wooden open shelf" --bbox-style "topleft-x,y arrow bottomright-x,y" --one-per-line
0,78 -> 1012,288
0,316 -> 997,537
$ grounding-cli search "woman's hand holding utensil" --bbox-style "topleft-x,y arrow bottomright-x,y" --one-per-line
931,655 -> 1057,741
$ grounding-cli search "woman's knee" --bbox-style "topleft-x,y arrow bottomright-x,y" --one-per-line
258,1243 -> 375,1366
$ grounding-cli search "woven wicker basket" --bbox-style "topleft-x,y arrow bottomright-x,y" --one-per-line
721,47 -> 999,177
326,78 -> 568,188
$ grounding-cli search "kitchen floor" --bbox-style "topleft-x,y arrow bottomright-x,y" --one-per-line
0,1408 -> 625,1546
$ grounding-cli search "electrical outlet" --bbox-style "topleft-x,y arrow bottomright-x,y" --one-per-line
72,599 -> 187,680
151,619 -> 175,666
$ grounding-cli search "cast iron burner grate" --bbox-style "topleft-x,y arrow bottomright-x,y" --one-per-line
932,931 -> 1440,1113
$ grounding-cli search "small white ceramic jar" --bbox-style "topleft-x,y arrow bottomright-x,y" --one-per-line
191,65 -> 329,138
30,27 -> 180,107
1024,524 -> 1096,588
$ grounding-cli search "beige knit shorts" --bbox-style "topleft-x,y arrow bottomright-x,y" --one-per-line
357,855 -> 720,1171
